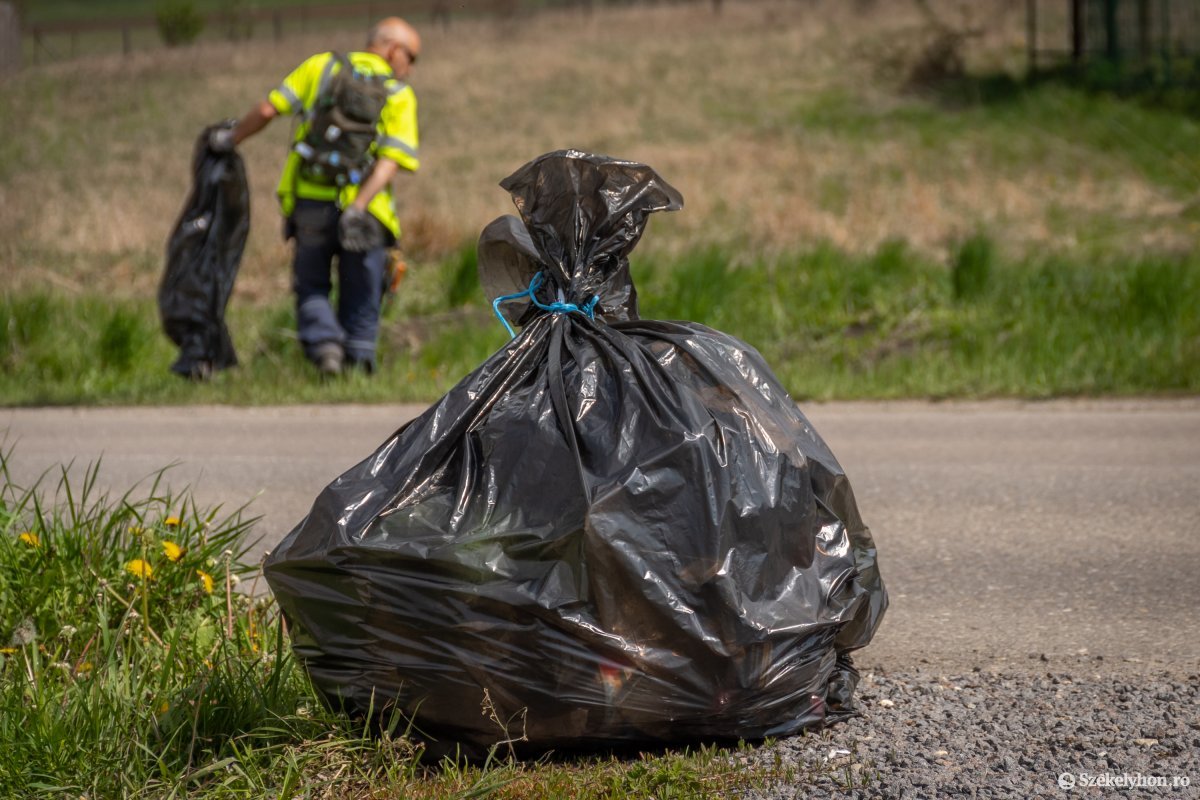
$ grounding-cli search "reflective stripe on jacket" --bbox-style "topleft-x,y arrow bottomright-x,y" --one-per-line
267,50 -> 419,239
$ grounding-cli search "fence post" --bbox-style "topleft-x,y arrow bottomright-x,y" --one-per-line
1071,0 -> 1084,64
273,11 -> 283,42
433,0 -> 450,30
0,1 -> 20,74
122,25 -> 131,56
1103,0 -> 1118,61
1025,0 -> 1036,72
1136,0 -> 1150,63
1159,0 -> 1167,56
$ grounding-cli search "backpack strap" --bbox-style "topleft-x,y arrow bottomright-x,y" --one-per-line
316,51 -> 343,100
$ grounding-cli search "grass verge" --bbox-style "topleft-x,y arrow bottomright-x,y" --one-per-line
5,0 -> 1198,303
0,448 -> 801,798
1,239 -> 1197,406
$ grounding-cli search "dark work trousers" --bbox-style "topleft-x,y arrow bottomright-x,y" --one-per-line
289,199 -> 389,368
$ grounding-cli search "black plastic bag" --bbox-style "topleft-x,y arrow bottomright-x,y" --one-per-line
159,123 -> 248,379
265,150 -> 886,754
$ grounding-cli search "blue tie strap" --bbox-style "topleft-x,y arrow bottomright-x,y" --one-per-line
491,272 -> 601,339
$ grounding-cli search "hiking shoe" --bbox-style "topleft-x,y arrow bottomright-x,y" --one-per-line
169,357 -> 213,382
313,343 -> 344,377
188,360 -> 214,382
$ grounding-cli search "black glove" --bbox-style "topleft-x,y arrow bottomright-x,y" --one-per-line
208,128 -> 235,153
338,207 -> 379,252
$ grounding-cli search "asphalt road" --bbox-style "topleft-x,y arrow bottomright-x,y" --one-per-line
3,399 -> 1198,678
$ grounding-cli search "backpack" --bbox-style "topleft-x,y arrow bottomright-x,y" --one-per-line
293,53 -> 390,187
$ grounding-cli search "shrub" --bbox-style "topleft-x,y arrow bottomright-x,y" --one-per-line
155,0 -> 205,47
951,232 -> 993,301
97,307 -> 146,371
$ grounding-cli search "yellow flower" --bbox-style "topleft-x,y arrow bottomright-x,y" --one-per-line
158,700 -> 169,715
18,531 -> 39,548
125,559 -> 154,580
0,647 -> 16,655
196,570 -> 214,594
161,540 -> 185,562
164,516 -> 181,527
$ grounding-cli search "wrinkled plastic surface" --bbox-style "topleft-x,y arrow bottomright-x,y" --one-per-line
265,150 -> 886,754
159,123 -> 248,377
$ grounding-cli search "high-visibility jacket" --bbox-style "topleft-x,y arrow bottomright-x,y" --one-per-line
267,50 -> 419,240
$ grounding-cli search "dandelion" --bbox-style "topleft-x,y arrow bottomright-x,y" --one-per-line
59,625 -> 78,638
125,559 -> 153,580
18,531 -> 40,548
158,700 -> 169,715
161,540 -> 185,562
0,647 -> 16,655
196,570 -> 214,594
76,661 -> 93,674
164,516 -> 181,527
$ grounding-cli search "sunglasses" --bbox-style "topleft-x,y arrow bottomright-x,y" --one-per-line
398,44 -> 418,65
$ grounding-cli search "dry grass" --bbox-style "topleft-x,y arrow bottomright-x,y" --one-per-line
1,0 -> 1195,303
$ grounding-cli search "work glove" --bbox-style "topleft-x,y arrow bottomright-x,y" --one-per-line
338,207 -> 379,253
208,128 -> 236,154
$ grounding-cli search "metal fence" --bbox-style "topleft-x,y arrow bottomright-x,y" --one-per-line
1082,0 -> 1200,61
11,0 -> 629,68
1027,0 -> 1200,69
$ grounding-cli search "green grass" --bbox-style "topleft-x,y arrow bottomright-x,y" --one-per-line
2,239 -> 1196,406
8,1 -> 1200,300
782,83 -> 1200,197
4,2 -> 1199,405
639,241 -> 1200,399
0,449 -> 802,797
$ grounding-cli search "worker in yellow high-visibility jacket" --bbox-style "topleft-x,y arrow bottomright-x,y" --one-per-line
212,17 -> 420,376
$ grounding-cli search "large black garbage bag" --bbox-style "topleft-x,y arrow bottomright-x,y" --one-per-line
158,123 -> 248,379
265,150 -> 886,754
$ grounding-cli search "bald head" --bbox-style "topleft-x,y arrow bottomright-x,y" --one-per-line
368,17 -> 421,78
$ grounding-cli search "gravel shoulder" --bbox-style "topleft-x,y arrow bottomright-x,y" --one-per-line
749,664 -> 1199,799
